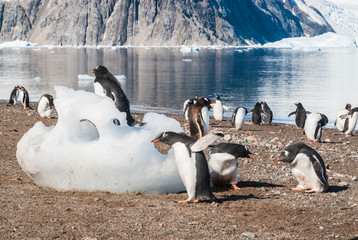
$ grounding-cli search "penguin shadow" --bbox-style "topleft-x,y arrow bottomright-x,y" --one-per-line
327,185 -> 348,193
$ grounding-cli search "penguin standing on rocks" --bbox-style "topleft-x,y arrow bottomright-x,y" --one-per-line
19,86 -> 31,109
207,143 -> 252,190
91,65 -> 136,126
200,97 -> 212,135
212,95 -> 229,121
231,107 -> 248,130
261,101 -> 273,124
288,102 -> 309,129
189,97 -> 215,140
8,85 -> 20,106
303,113 -> 328,143
334,103 -> 351,133
249,102 -> 262,125
338,107 -> 358,136
152,132 -> 223,203
274,142 -> 329,193
37,94 -> 55,118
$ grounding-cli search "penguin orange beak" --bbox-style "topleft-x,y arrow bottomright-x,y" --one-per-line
210,101 -> 216,104
249,153 -> 255,160
90,69 -> 94,73
273,158 -> 282,163
151,139 -> 160,143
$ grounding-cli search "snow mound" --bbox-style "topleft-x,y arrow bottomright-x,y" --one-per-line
0,40 -> 38,48
16,86 -> 185,194
263,32 -> 357,49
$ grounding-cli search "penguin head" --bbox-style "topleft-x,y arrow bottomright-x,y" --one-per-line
90,65 -> 108,77
345,103 -> 352,111
274,142 -> 306,164
216,95 -> 221,101
294,102 -> 303,108
152,132 -> 193,146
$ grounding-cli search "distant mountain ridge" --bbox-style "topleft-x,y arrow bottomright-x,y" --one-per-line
0,0 -> 334,46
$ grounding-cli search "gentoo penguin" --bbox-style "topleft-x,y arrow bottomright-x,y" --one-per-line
334,104 -> 351,133
37,94 -> 55,118
212,95 -> 229,121
303,113 -> 328,143
232,107 -> 248,130
338,107 -> 358,136
189,97 -> 215,140
19,86 -> 31,109
274,142 -> 329,193
8,85 -> 20,105
91,65 -> 136,126
288,102 -> 309,129
207,143 -> 252,190
261,101 -> 273,124
183,98 -> 196,120
249,102 -> 262,125
152,132 -> 223,203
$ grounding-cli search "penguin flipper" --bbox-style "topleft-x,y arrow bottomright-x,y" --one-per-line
339,114 -> 350,119
223,105 -> 229,111
288,111 -> 296,117
310,155 -> 328,190
190,133 -> 224,152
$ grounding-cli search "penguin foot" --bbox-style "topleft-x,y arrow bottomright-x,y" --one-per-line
231,184 -> 240,190
305,190 -> 317,193
178,199 -> 201,204
291,187 -> 304,191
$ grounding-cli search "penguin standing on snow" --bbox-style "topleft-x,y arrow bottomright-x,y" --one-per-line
261,101 -> 273,124
232,107 -> 248,130
303,113 -> 328,143
274,142 -> 329,193
8,85 -> 20,105
91,65 -> 136,126
37,94 -> 55,118
212,95 -> 229,121
189,97 -> 215,140
19,86 -> 31,109
338,107 -> 358,136
152,132 -> 223,203
207,143 -> 252,190
249,102 -> 262,125
288,102 -> 309,129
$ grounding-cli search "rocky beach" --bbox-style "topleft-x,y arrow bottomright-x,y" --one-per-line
0,102 -> 357,239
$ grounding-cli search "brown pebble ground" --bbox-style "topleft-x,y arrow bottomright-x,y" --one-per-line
0,102 -> 357,239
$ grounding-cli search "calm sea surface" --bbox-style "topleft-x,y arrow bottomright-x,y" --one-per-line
1,46 -> 358,127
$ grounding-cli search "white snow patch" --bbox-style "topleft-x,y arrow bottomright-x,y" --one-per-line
16,86 -> 185,194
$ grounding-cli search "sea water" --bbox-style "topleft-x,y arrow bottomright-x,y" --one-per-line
0,46 -> 357,127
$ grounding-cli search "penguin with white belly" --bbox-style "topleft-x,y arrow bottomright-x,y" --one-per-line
274,142 -> 329,193
334,103 -> 351,133
91,65 -> 136,126
207,143 -> 252,190
152,132 -> 223,203
8,85 -> 20,106
212,95 -> 229,121
19,86 -> 31,109
338,107 -> 358,136
303,113 -> 328,143
288,102 -> 309,129
232,107 -> 248,130
37,94 -> 55,118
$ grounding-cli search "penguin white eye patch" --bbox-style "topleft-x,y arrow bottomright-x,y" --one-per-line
284,150 -> 289,156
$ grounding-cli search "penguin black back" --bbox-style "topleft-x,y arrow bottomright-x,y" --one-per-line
209,143 -> 251,159
91,65 -> 136,126
288,102 -> 307,129
251,102 -> 262,125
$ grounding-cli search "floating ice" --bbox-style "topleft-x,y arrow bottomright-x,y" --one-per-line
0,40 -> 38,48
16,86 -> 185,194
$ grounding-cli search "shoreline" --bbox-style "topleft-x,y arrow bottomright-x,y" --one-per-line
1,101 -> 358,239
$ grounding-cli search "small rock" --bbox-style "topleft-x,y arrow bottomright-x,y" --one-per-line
224,134 -> 232,141
338,181 -> 349,187
352,176 -> 357,181
242,232 -> 257,238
